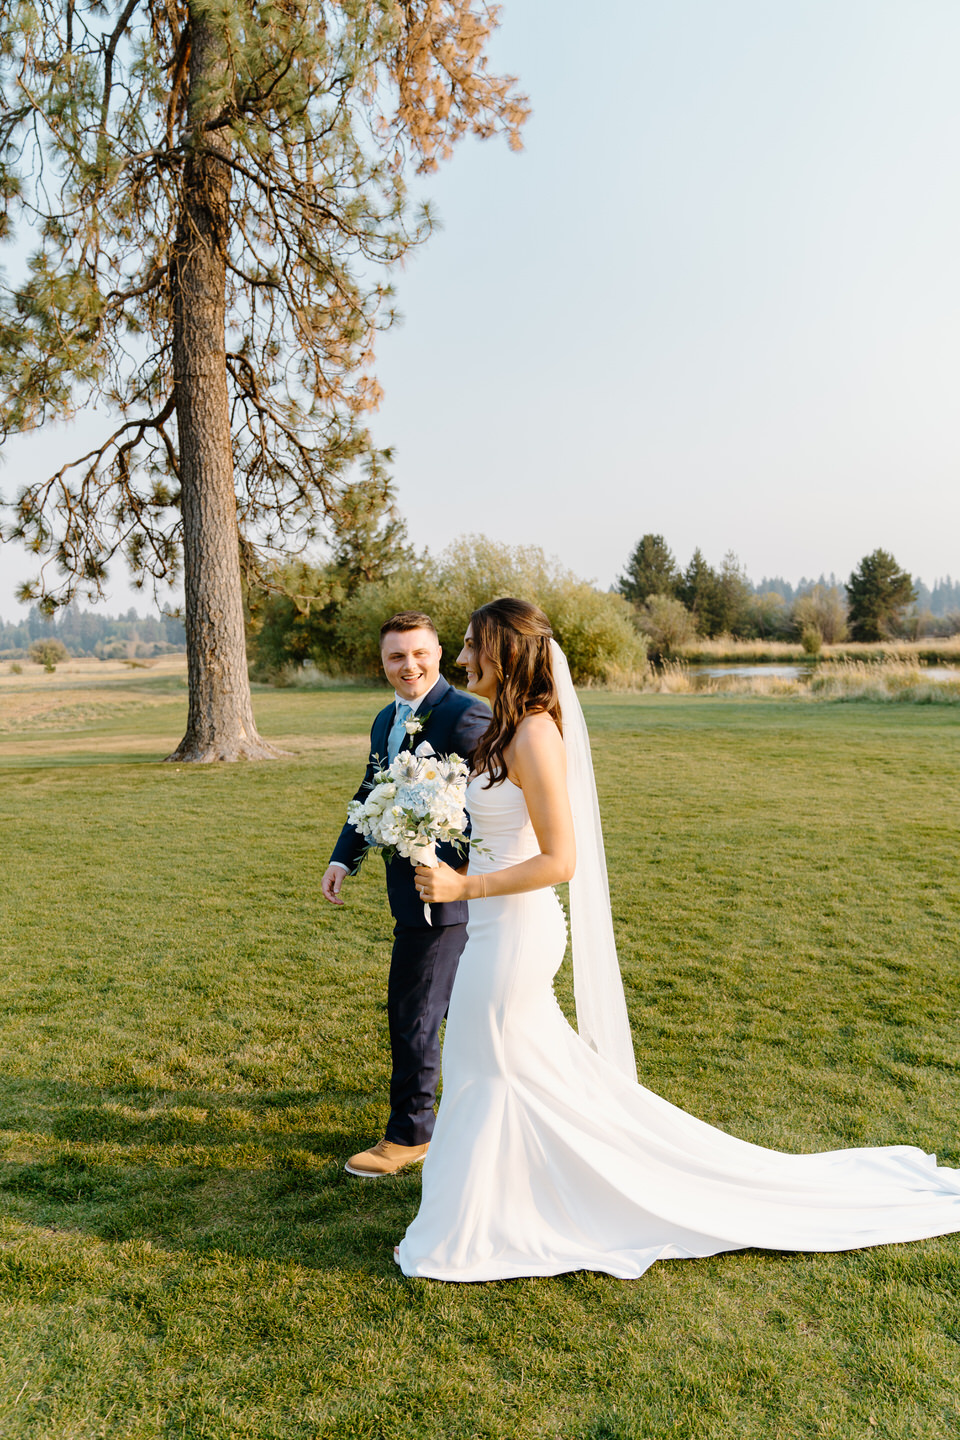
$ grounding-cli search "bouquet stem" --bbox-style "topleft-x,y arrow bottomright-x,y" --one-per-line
418,842 -> 438,926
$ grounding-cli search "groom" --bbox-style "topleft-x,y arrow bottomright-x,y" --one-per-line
322,610 -> 490,1177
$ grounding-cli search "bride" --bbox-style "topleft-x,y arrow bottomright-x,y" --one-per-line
399,598 -> 960,1282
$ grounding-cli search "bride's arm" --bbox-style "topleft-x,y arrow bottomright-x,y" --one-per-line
415,713 -> 576,902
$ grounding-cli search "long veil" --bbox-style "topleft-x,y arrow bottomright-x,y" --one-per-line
550,640 -> 637,1081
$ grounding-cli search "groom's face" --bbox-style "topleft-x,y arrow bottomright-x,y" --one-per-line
380,627 -> 442,701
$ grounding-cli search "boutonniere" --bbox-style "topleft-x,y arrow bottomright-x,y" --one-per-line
404,709 -> 430,738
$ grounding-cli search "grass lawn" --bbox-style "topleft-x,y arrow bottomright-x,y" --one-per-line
1,671 -> 959,1438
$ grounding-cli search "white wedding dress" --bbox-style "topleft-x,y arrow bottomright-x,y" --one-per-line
397,775 -> 960,1283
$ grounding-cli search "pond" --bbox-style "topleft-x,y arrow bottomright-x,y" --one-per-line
697,664 -> 812,679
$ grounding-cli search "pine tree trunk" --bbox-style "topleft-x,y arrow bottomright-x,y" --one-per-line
165,6 -> 281,763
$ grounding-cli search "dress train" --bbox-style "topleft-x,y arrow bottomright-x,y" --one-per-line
397,778 -> 960,1282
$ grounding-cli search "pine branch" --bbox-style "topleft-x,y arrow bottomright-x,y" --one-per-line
98,0 -> 144,162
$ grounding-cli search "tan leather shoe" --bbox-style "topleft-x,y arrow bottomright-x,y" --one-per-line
344,1138 -> 429,1178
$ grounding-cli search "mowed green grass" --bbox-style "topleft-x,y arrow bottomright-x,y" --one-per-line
1,678 -> 959,1439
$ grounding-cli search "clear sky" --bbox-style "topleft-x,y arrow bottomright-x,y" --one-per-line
2,0 -> 958,619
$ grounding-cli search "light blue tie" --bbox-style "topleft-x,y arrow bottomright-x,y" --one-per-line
388,702 -> 413,763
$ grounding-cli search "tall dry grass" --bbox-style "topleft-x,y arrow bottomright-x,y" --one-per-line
808,658 -> 960,704
677,636 -> 960,665
646,656 -> 960,703
676,639 -> 807,663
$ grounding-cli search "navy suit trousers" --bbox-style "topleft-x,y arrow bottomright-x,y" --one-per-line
386,921 -> 468,1145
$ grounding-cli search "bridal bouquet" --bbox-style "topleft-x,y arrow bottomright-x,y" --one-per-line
347,750 -> 471,919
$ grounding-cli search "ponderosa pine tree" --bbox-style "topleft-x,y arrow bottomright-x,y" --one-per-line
0,1 -> 527,759
714,550 -> 752,636
846,549 -> 915,641
616,533 -> 680,605
244,476 -> 416,676
678,548 -> 722,636
677,548 -> 751,638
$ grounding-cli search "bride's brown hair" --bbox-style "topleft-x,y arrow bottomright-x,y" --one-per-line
470,598 -> 562,787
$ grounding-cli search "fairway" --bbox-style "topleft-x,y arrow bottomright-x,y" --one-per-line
1,674 -> 959,1439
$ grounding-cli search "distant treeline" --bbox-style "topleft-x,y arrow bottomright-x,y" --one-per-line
616,537 -> 960,656
0,605 -> 186,659
753,573 -> 960,615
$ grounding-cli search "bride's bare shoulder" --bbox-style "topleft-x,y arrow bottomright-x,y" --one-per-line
516,709 -> 559,734
513,711 -> 564,759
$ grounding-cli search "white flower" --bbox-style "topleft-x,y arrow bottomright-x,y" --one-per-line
365,783 -> 396,815
346,746 -> 470,882
403,716 -> 423,736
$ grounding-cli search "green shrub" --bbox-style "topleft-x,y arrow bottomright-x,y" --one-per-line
745,590 -> 791,639
334,535 -> 648,686
635,593 -> 697,661
245,562 -> 346,681
800,626 -> 823,656
792,584 -> 848,644
29,639 -> 69,672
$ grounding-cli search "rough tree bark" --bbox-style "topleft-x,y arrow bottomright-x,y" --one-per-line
165,7 -> 281,762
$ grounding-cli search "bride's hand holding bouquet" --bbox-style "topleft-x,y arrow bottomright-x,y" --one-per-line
414,858 -> 471,904
346,748 -> 471,923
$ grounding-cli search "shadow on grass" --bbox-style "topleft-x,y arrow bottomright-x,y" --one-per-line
0,749 -> 183,769
0,739 -> 342,769
0,1079 -> 416,1279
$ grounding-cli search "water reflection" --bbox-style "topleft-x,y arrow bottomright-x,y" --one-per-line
698,664 -> 810,679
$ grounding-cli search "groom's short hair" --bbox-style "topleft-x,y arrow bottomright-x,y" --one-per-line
379,611 -> 439,646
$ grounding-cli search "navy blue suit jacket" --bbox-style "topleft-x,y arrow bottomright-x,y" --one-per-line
330,676 -> 491,928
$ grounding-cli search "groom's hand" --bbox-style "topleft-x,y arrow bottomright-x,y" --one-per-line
321,864 -> 347,905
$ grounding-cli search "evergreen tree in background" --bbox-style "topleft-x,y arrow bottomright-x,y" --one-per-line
0,1 -> 527,759
714,550 -> 752,636
931,577 -> 960,616
617,534 -> 680,605
245,477 -> 415,676
679,549 -> 724,636
754,576 -> 797,605
325,479 -> 416,594
0,604 -> 186,656
846,550 -> 916,641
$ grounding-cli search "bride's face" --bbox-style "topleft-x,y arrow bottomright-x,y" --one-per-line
457,626 -> 498,702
